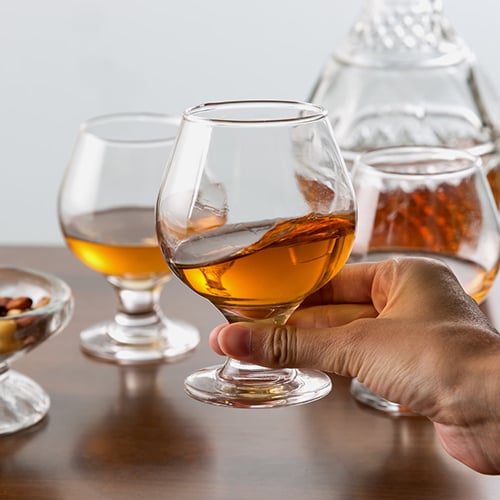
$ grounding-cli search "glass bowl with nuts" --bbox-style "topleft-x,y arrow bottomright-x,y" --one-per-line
0,266 -> 73,435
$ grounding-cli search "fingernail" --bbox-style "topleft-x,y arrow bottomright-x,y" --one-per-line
219,324 -> 251,357
209,324 -> 227,355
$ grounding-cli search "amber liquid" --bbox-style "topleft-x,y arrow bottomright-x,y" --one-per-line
367,177 -> 482,253
487,167 -> 500,208
481,147 -> 500,209
162,213 -> 355,320
359,176 -> 497,303
62,207 -> 170,279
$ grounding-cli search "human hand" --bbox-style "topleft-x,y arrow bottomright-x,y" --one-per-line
209,258 -> 500,474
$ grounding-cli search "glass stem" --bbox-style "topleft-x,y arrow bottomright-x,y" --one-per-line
106,276 -> 168,345
218,358 -> 296,387
216,314 -> 297,390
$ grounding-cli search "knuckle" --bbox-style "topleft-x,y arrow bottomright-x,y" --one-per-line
269,326 -> 297,366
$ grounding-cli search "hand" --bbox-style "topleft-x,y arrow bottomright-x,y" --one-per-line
209,258 -> 500,474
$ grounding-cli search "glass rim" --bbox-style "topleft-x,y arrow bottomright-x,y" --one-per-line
79,112 -> 181,145
0,266 -> 73,318
183,100 -> 328,125
354,146 -> 483,177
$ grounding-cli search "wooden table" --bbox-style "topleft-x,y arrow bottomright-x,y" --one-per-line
1,247 -> 500,500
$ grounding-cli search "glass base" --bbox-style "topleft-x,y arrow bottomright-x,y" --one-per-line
350,378 -> 417,416
0,370 -> 50,435
80,317 -> 200,365
184,364 -> 332,408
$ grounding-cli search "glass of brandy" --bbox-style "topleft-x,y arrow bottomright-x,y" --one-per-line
58,113 -> 200,364
156,100 -> 357,408
349,146 -> 500,415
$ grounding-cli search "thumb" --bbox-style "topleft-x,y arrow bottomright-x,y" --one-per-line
209,321 -> 363,375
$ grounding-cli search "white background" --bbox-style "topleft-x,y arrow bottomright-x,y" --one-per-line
1,0 -> 499,245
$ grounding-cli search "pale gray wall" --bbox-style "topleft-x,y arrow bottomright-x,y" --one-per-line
1,0 -> 498,245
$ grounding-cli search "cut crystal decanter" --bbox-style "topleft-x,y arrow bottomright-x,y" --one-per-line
309,0 -> 500,205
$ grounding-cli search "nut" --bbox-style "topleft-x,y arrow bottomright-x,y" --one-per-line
35,296 -> 51,309
0,297 -> 11,308
0,294 -> 51,355
0,319 -> 21,353
6,296 -> 33,311
15,315 -> 38,328
0,319 -> 16,337
7,308 -> 23,316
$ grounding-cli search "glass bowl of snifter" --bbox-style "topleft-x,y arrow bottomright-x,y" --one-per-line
0,267 -> 73,434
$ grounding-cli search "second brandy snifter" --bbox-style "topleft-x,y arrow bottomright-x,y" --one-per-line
349,146 -> 500,415
58,113 -> 200,364
156,100 -> 357,408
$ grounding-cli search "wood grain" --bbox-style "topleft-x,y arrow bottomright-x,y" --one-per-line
0,247 -> 499,500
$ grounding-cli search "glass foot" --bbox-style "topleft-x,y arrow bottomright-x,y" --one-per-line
0,370 -> 50,435
80,317 -> 200,365
350,378 -> 417,416
185,364 -> 332,408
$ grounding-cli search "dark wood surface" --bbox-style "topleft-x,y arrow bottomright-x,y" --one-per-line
1,246 -> 500,500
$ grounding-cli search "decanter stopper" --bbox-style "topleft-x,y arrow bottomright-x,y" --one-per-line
309,0 -> 500,205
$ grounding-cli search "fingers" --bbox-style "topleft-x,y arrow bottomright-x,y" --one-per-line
209,324 -> 226,356
299,261 -> 382,307
299,258 -> 407,312
209,258 -> 482,376
304,257 -> 474,321
209,303 -> 377,369
288,303 -> 377,328
209,320 -> 371,375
